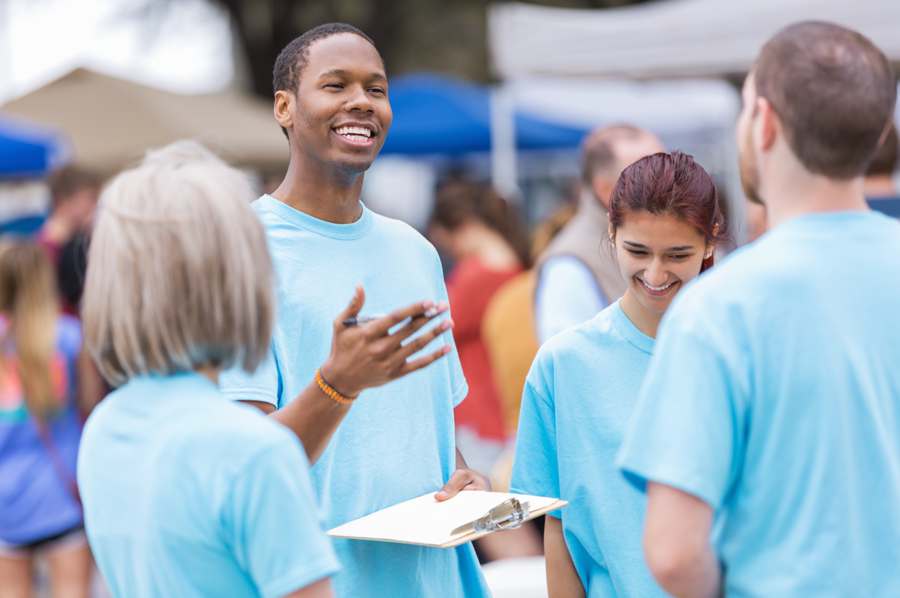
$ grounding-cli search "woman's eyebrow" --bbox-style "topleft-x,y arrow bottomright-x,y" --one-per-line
622,241 -> 696,252
622,241 -> 648,249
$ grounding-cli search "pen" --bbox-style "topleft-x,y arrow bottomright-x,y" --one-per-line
342,307 -> 442,327
342,315 -> 386,327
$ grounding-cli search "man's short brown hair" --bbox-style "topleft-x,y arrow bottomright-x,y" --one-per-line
48,166 -> 101,211
754,21 -> 897,179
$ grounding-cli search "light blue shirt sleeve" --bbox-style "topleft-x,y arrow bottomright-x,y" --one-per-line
616,299 -> 749,509
220,346 -> 281,407
510,355 -> 562,517
536,256 -> 606,343
223,431 -> 339,598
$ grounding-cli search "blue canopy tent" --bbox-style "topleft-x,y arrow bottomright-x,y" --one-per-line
0,116 -> 66,179
381,74 -> 587,156
0,117 -> 67,235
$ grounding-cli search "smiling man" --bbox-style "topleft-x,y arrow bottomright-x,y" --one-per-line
219,23 -> 490,598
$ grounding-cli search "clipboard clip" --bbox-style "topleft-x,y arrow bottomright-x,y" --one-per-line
451,498 -> 530,537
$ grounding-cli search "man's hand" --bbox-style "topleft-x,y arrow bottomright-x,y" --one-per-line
435,468 -> 491,501
320,286 -> 453,397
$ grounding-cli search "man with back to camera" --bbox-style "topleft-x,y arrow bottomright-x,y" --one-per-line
617,21 -> 900,597
219,23 -> 491,598
864,122 -> 900,218
535,124 -> 663,343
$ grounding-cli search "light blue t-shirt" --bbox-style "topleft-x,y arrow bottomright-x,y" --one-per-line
511,301 -> 666,597
77,372 -> 338,598
618,212 -> 900,597
535,255 -> 608,343
220,196 -> 489,598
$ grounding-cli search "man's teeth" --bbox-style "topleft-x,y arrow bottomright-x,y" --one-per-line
640,279 -> 675,292
335,126 -> 372,138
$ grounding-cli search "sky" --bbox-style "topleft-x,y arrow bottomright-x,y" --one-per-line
0,0 -> 235,103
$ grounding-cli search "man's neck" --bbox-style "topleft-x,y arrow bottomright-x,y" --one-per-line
272,159 -> 366,224
760,169 -> 869,229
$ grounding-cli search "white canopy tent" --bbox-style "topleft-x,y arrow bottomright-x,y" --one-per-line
487,1 -> 900,240
491,77 -> 743,235
488,0 -> 900,80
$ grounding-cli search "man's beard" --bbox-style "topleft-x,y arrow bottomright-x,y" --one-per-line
738,128 -> 764,206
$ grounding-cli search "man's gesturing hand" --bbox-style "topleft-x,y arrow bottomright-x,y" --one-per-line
318,286 -> 454,398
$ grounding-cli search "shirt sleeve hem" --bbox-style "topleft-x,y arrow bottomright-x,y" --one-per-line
222,387 -> 278,407
617,460 -> 722,511
451,381 -> 469,408
260,558 -> 339,598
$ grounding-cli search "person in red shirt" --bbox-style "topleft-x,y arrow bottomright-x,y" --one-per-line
429,182 -> 543,563
429,182 -> 530,475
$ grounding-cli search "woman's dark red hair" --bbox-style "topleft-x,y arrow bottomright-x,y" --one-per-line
609,151 -> 728,272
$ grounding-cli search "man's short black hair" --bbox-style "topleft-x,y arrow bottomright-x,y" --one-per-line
272,23 -> 378,139
273,23 -> 376,96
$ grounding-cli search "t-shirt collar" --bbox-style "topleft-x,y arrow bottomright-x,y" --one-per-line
257,194 -> 374,240
611,299 -> 655,355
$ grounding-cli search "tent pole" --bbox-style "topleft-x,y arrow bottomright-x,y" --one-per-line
490,85 -> 520,201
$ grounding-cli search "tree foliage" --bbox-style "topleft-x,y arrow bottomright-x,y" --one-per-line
211,0 -> 653,99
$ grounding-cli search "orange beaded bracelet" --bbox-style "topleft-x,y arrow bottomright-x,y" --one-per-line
314,369 -> 356,406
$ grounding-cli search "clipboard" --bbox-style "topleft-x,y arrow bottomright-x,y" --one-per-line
327,490 -> 567,548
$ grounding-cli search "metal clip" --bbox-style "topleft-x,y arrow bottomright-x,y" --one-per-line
451,498 -> 530,537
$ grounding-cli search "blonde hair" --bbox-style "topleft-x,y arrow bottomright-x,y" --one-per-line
82,141 -> 273,386
0,240 -> 60,419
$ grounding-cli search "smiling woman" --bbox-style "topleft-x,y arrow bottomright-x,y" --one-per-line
510,150 -> 728,598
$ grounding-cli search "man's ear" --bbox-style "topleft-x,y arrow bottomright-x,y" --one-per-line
592,175 -> 615,210
757,97 -> 778,152
274,90 -> 294,132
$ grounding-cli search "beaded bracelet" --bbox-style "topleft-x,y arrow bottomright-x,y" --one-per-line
314,369 -> 356,406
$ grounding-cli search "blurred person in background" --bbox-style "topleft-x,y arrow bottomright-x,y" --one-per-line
76,141 -> 339,598
618,22 -> 900,597
530,202 -> 577,260
480,201 -> 577,451
37,168 -> 101,264
428,181 -> 530,475
0,239 -> 98,598
535,125 -> 663,343
864,122 -> 899,217
428,182 -> 542,563
512,152 -> 727,598
55,232 -> 89,317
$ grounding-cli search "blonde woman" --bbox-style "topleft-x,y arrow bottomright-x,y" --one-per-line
77,141 -> 449,597
0,240 -> 95,598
